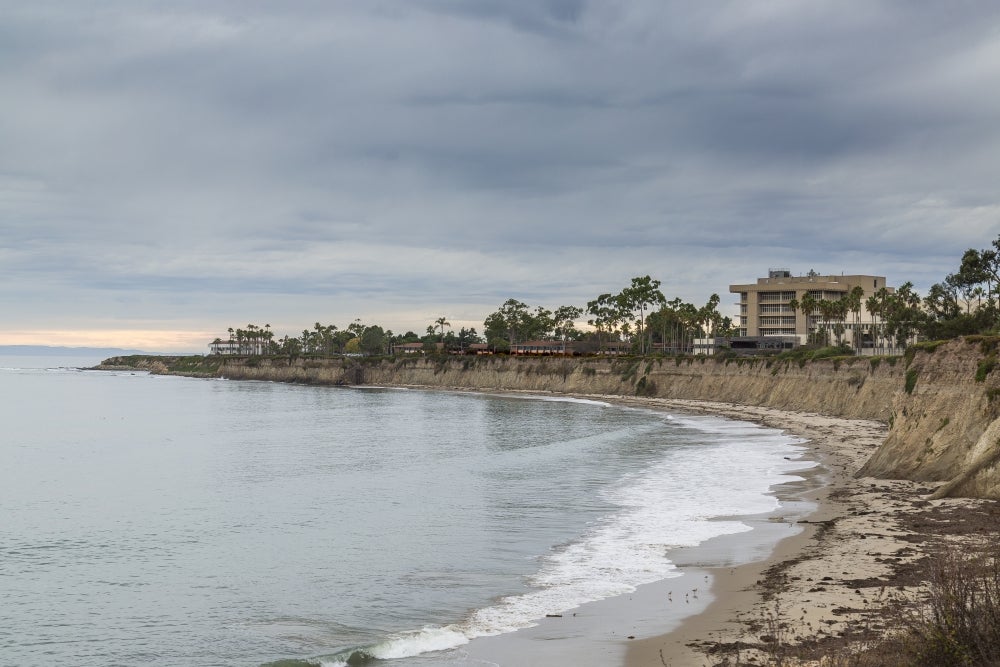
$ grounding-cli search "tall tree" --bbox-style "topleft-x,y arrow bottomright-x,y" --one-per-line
483,299 -> 531,351
618,275 -> 665,355
798,293 -> 818,344
586,293 -> 620,352
553,305 -> 584,341
434,316 -> 451,342
359,325 -> 388,356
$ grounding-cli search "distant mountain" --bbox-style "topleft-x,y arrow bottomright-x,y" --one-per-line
0,345 -> 151,356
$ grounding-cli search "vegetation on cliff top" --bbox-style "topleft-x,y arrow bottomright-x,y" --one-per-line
201,233 -> 1000,365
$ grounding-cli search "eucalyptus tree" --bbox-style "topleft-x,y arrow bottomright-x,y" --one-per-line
617,275 -> 665,355
530,306 -> 555,341
924,281 -> 961,320
347,319 -> 366,339
484,299 -> 531,351
553,305 -> 584,341
586,293 -> 621,352
947,236 -> 1000,327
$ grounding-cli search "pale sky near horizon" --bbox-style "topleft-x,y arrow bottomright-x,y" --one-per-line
2,1 -> 999,352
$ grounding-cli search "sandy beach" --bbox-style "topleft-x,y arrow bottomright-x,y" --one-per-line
459,393 -> 1000,667
621,398 -> 1000,667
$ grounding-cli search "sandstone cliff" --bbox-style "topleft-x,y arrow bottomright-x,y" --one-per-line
857,337 -> 1000,499
99,338 -> 1000,499
209,353 -> 900,421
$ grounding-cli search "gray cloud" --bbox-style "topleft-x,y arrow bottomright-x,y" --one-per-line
1,1 -> 999,348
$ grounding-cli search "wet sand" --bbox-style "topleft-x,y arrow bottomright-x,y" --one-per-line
460,395 -> 999,667
460,396 -> 854,667
623,398 -> 883,667
624,398 -> 999,667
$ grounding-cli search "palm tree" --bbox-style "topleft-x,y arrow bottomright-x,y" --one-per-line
787,297 -> 799,339
848,286 -> 864,352
263,323 -> 273,355
799,293 -> 817,344
866,295 -> 880,355
434,316 -> 451,342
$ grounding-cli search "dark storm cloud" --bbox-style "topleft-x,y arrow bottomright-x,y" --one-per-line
2,1 -> 999,346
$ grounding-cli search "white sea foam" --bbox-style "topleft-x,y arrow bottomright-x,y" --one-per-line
328,417 -> 814,663
533,395 -> 613,407
319,626 -> 472,666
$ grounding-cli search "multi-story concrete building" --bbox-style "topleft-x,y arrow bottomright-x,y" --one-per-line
729,269 -> 892,347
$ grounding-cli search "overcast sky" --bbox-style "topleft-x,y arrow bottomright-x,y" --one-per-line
2,1 -> 999,351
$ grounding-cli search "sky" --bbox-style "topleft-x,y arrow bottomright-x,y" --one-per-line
2,1 -> 999,352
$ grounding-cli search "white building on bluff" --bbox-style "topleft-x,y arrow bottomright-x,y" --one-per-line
728,269 -> 895,350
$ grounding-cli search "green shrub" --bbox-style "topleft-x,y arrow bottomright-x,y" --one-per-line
967,335 -> 1000,355
905,369 -> 919,394
635,375 -> 657,397
912,340 -> 950,354
976,355 -> 997,383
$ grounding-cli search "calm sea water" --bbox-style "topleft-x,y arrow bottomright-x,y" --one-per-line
0,355 -> 811,666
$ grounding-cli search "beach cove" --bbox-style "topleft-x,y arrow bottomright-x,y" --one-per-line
2,357 -> 819,666
94,340 -> 1000,665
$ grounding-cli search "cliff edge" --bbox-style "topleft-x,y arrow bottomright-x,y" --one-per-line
857,336 -> 1000,499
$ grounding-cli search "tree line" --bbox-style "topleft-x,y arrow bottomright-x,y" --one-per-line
211,318 -> 484,357
211,234 -> 1000,358
481,276 -> 734,355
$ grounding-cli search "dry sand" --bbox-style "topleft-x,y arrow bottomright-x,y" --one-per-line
618,398 -> 1000,667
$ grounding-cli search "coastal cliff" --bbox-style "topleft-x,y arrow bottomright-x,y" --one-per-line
857,336 -> 1000,499
100,337 -> 1000,499
189,353 -> 900,421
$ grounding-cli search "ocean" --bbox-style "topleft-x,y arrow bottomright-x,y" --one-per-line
0,354 -> 813,666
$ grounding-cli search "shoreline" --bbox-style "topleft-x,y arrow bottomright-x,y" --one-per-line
621,398 -> 1000,666
373,388 -> 998,666
460,426 -> 819,667
86,367 -> 1000,665
451,393 -> 837,667
621,399 -> 876,667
